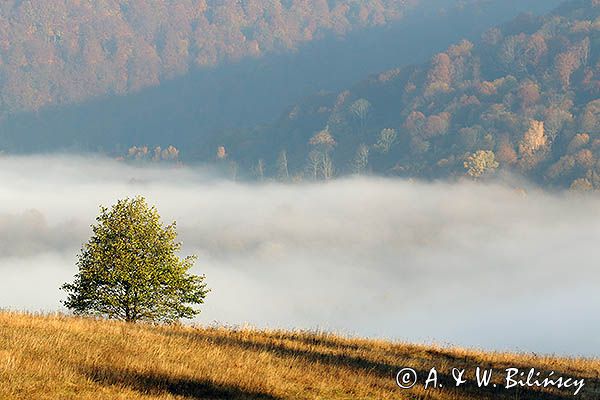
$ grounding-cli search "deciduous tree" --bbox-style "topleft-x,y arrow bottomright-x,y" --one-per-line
351,143 -> 369,174
62,197 -> 208,323
464,150 -> 499,178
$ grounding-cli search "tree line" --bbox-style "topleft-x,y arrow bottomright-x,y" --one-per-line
217,0 -> 599,189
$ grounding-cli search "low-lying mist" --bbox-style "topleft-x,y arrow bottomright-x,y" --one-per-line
0,155 -> 598,356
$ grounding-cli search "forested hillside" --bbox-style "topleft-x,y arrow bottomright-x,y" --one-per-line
0,0 -> 416,112
0,0 -> 419,116
0,0 -> 562,155
230,0 -> 600,188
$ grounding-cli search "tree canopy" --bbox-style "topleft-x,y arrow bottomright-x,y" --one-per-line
0,0 -> 416,116
225,0 -> 599,188
62,196 -> 208,323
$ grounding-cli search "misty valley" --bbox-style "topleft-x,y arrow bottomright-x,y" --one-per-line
1,155 -> 599,356
0,1 -> 598,399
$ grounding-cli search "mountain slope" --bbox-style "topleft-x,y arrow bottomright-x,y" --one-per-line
0,0 -> 564,156
0,0 -> 420,116
231,0 -> 599,188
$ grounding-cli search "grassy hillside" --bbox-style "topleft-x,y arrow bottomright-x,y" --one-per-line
1,312 -> 598,399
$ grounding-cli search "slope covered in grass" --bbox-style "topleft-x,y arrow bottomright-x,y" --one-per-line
0,312 -> 598,399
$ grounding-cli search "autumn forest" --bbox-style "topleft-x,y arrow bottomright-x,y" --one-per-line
0,0 -> 597,189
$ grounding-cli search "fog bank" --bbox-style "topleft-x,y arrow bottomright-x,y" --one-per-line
0,155 -> 598,356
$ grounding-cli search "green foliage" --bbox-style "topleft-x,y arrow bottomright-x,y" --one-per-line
464,150 -> 499,178
62,197 -> 208,323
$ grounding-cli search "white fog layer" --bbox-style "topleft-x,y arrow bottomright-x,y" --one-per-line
0,155 -> 598,356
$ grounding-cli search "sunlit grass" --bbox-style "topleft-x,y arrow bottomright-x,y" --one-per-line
0,312 -> 597,399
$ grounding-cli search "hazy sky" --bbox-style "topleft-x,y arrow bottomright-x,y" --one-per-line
0,155 -> 598,356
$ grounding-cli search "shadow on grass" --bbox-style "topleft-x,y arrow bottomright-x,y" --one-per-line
82,366 -> 280,400
169,329 -> 594,400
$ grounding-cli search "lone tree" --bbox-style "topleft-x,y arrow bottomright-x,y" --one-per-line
62,196 -> 208,323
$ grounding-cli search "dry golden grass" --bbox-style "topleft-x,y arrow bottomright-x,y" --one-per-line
0,312 -> 598,399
